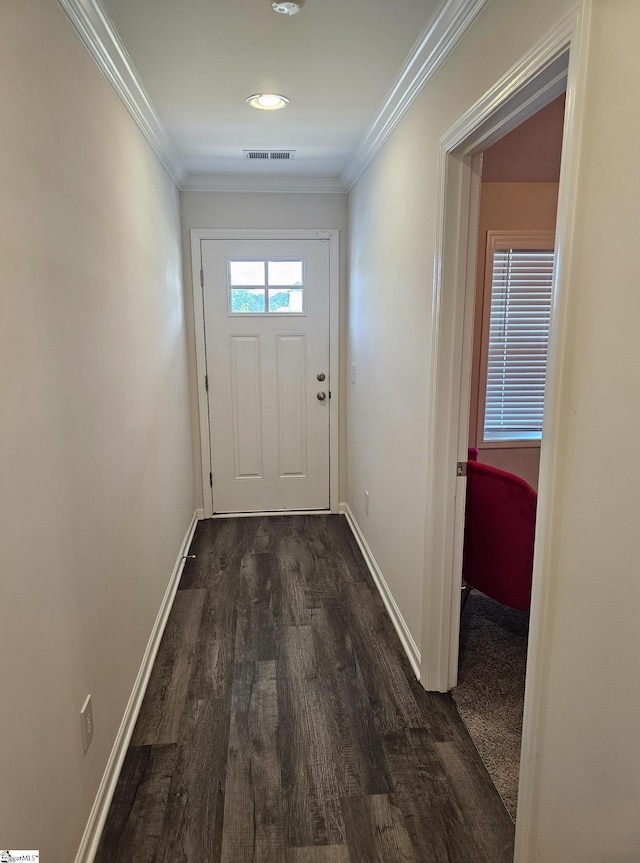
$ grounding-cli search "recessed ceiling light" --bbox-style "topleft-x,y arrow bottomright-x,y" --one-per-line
246,93 -> 290,111
272,1 -> 304,14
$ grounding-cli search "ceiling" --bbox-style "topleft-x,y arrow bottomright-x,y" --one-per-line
73,0 -> 486,190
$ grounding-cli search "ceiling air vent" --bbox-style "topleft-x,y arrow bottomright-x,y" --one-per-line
243,150 -> 296,161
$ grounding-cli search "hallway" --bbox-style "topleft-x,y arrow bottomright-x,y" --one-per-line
95,516 -> 513,862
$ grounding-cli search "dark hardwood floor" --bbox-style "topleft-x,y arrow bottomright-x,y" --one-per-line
95,515 -> 514,862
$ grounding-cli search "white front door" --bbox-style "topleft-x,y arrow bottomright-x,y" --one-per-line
201,238 -> 331,513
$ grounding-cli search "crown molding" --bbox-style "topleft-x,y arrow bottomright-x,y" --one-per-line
57,0 -> 187,187
340,0 -> 488,191
180,174 -> 347,194
58,0 -> 486,196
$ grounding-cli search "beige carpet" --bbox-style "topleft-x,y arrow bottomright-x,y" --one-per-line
451,591 -> 530,821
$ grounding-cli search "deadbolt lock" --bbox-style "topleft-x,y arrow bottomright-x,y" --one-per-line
317,372 -> 326,381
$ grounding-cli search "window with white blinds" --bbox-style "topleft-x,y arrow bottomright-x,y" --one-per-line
481,232 -> 555,444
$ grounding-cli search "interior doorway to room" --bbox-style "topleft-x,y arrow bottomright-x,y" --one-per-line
467,94 -> 565,490
452,95 -> 566,821
191,230 -> 340,518
420,15 -> 588,855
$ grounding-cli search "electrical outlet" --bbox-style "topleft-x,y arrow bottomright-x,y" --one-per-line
364,490 -> 369,514
80,694 -> 94,753
351,363 -> 356,384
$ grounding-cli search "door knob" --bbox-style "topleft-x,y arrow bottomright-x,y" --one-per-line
317,372 -> 326,381
317,391 -> 327,401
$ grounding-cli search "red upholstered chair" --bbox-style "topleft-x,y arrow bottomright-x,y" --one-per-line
462,450 -> 537,611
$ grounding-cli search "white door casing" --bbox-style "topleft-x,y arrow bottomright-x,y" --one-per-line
191,230 -> 339,517
419,4 -> 590,859
421,21 -> 579,692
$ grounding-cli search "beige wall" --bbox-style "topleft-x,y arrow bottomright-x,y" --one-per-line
348,0 -> 640,859
180,191 -> 349,508
524,2 -> 640,857
347,0 -> 572,662
0,3 -> 194,861
469,182 -> 560,490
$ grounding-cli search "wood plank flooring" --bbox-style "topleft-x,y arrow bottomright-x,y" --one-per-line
95,515 -> 514,862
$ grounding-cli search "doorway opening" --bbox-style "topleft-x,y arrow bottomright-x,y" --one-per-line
419,4 -> 590,855
452,94 -> 566,821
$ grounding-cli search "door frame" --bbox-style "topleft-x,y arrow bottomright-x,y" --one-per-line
190,228 -> 340,518
419,0 -> 590,850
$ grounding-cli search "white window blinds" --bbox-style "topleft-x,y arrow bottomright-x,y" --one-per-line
483,246 -> 555,442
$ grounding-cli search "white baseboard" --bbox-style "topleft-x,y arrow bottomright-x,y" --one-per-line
344,505 -> 421,680
195,507 -> 205,520
74,509 -> 200,863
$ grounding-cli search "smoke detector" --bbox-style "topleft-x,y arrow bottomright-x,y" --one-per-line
272,1 -> 304,14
